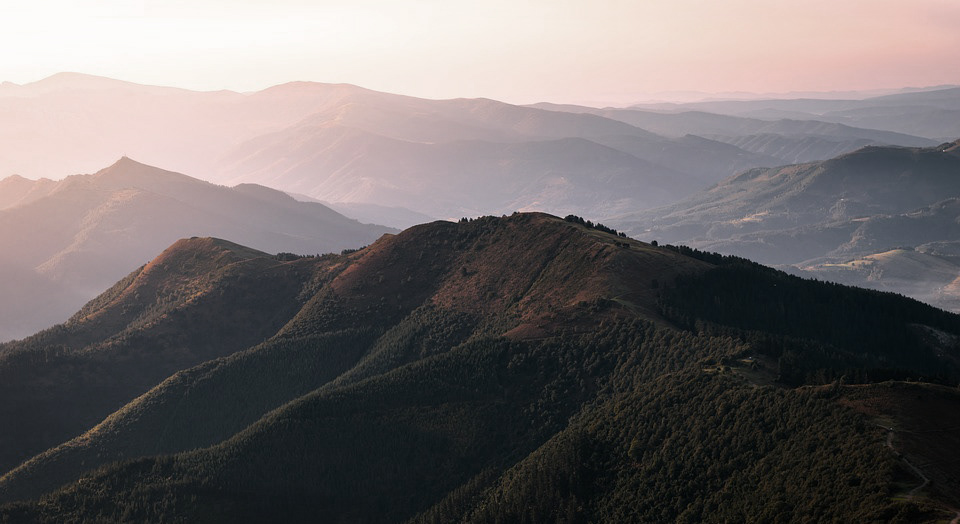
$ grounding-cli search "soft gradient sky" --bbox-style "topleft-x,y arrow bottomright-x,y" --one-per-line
2,0 -> 959,104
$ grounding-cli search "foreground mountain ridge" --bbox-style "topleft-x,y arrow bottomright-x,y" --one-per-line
1,213 -> 959,521
0,213 -> 702,500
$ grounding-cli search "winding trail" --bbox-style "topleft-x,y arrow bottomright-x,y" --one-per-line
882,426 -> 960,522
903,458 -> 930,500
882,427 -> 929,501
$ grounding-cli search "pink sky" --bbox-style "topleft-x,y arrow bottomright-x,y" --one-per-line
1,0 -> 958,104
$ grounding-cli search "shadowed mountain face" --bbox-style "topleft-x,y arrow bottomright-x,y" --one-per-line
1,213 -> 959,522
610,141 -> 960,311
0,157 -> 394,341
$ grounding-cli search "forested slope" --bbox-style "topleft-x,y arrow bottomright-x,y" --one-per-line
1,213 -> 957,522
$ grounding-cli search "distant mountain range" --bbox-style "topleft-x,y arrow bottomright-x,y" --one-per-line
611,140 -> 960,312
1,213 -> 958,521
531,101 -> 935,163
0,73 -> 947,224
0,157 -> 394,341
628,87 -> 960,141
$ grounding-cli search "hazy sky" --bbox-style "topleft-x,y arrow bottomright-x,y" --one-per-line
2,0 -> 959,104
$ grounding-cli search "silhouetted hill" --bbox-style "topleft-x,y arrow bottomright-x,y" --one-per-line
0,157 -> 394,341
1,213 -> 959,522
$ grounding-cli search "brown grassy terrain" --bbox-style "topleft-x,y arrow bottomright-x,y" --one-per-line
307,212 -> 707,340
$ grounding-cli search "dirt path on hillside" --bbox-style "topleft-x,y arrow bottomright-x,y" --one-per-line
882,427 -> 929,501
903,459 -> 931,500
881,425 -> 960,522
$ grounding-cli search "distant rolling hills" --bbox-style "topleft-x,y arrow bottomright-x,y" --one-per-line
1,73 -> 945,225
1,213 -> 959,522
0,157 -> 394,341
530,102 -> 937,163
219,129 -> 693,219
610,140 -> 960,312
627,86 -> 960,142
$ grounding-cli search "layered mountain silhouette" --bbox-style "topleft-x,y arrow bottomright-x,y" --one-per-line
220,129 -> 696,219
612,140 -> 960,311
628,86 -> 960,141
1,213 -> 959,521
0,157 -> 394,341
1,73 -> 943,225
214,92 -> 784,218
531,102 -> 937,164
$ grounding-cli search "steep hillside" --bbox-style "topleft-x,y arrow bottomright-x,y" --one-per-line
0,237 -> 321,475
0,157 -> 393,341
0,213 -> 702,501
1,213 -> 959,522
